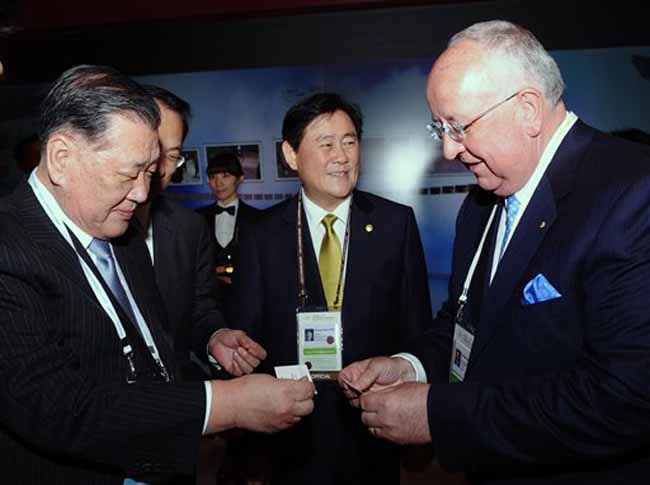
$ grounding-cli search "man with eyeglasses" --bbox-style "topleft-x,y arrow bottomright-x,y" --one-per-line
0,65 -> 314,485
134,85 -> 267,381
339,20 -> 650,484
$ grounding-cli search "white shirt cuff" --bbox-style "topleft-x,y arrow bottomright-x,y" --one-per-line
206,329 -> 227,370
393,352 -> 427,383
202,381 -> 212,435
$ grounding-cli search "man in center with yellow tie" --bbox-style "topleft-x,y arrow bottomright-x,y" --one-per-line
230,92 -> 432,485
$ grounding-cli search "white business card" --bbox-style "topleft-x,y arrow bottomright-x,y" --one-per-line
274,364 -> 313,382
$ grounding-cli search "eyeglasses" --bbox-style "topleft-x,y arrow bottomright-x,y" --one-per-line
426,90 -> 521,143
167,153 -> 186,169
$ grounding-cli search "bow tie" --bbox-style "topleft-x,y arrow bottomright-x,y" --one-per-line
215,205 -> 236,216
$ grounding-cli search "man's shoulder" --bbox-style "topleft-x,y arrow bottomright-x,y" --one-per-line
245,197 -> 293,236
586,130 -> 650,179
155,195 -> 207,229
195,202 -> 215,217
238,200 -> 263,218
259,197 -> 291,219
353,189 -> 414,218
0,189 -> 35,244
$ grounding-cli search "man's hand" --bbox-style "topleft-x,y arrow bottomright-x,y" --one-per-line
207,374 -> 315,434
338,356 -> 416,407
360,382 -> 431,445
208,329 -> 267,376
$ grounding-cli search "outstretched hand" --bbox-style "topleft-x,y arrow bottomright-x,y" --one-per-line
208,329 -> 267,376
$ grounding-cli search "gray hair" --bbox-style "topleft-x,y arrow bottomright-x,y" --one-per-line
449,20 -> 565,105
39,65 -> 160,150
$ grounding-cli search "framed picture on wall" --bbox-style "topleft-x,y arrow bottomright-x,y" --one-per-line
170,148 -> 203,185
275,140 -> 298,179
204,143 -> 263,182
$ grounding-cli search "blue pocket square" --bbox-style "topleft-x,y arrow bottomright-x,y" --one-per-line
521,273 -> 562,305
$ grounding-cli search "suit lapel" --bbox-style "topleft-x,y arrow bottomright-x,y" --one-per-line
15,182 -> 104,312
487,178 -> 557,317
151,198 -> 176,303
467,121 -> 592,372
113,228 -> 178,376
342,191 -> 374,324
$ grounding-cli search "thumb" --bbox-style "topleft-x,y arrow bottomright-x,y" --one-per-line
351,366 -> 381,393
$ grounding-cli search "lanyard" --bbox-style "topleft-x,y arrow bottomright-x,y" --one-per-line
296,191 -> 351,310
27,174 -> 170,382
455,204 -> 499,332
67,228 -> 170,384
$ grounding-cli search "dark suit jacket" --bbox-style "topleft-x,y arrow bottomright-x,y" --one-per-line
0,183 -> 206,484
418,121 -> 650,484
230,189 -> 432,485
150,195 -> 227,379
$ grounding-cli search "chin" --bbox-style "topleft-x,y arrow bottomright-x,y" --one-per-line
103,221 -> 131,239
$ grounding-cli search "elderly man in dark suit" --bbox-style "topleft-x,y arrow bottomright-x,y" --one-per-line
230,92 -> 432,485
135,85 -> 265,379
340,20 -> 650,484
0,65 -> 314,485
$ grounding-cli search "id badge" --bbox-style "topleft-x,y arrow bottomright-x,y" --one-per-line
449,323 -> 474,383
297,311 -> 342,372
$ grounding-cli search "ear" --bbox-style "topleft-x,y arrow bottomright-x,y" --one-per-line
518,89 -> 544,138
44,132 -> 77,187
236,175 -> 244,186
282,140 -> 299,171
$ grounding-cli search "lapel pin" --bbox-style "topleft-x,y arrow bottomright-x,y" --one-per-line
539,221 -> 547,230
365,224 -> 374,233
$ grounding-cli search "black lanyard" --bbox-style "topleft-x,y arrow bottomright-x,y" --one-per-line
67,227 -> 170,384
296,192 -> 351,310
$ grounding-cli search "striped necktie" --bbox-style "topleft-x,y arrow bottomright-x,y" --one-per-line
88,238 -> 138,325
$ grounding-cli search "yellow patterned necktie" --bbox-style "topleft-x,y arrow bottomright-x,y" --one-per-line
319,213 -> 343,309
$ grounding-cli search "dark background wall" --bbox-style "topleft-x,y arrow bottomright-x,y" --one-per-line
2,1 -> 650,81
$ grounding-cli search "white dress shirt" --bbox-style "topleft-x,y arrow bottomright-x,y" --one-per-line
215,198 -> 239,248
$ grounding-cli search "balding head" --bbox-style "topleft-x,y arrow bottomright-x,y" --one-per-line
425,20 -> 567,197
447,20 -> 564,104
427,39 -> 523,126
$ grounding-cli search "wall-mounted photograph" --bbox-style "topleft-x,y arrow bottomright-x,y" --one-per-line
171,148 -> 203,185
275,140 -> 299,179
205,143 -> 262,181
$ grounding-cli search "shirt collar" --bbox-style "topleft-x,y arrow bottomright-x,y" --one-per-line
301,188 -> 352,228
512,111 -> 578,207
217,197 -> 239,209
28,170 -> 95,249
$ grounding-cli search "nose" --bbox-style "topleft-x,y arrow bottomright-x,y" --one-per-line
442,134 -> 465,161
333,141 -> 350,164
129,171 -> 150,204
